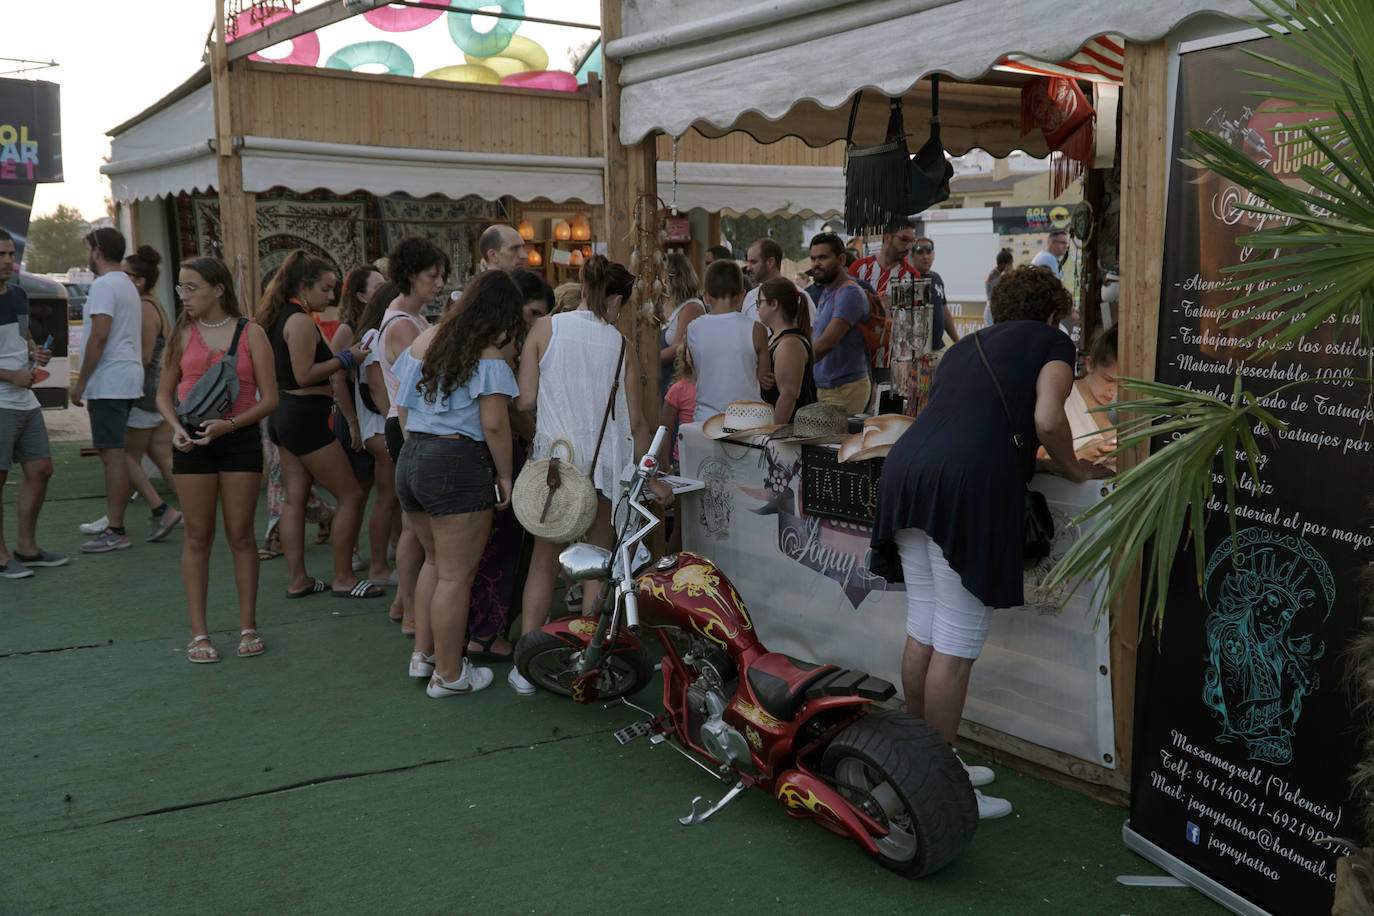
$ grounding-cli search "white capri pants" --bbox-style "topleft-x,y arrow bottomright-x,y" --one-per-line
895,527 -> 994,660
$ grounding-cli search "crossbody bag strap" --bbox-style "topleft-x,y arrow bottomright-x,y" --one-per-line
972,330 -> 1023,449
590,337 -> 627,472
226,318 -> 248,356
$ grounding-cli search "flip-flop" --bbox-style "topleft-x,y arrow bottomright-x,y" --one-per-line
285,578 -> 328,599
332,580 -> 385,599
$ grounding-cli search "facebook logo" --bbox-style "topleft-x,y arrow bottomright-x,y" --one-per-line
1185,822 -> 1202,845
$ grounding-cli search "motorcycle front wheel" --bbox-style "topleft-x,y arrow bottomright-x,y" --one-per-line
821,710 -> 978,878
514,629 -> 654,700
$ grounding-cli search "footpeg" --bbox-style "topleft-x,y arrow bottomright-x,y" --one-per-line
614,721 -> 654,745
679,781 -> 746,825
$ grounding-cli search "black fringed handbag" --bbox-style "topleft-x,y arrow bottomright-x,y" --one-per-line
973,331 -> 1056,568
844,93 -> 912,235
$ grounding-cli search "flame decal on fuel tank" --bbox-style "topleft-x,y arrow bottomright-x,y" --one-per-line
777,782 -> 839,820
637,553 -> 754,648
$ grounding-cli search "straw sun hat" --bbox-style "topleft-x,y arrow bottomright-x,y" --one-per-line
769,402 -> 849,444
837,413 -> 914,462
703,400 -> 782,439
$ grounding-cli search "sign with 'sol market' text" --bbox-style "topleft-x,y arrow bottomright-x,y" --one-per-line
0,78 -> 62,183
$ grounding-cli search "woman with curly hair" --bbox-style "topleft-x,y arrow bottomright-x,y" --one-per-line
392,270 -> 525,697
259,250 -> 380,600
869,265 -> 1090,821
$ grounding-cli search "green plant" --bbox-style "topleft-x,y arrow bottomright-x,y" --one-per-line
1043,0 -> 1374,632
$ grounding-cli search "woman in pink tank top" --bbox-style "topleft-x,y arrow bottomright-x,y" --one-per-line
156,256 -> 279,665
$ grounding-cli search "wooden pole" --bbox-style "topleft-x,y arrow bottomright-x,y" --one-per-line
211,0 -> 258,312
1110,38 -> 1171,789
599,0 -> 659,418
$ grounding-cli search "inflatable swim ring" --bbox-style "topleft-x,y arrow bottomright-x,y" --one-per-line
447,0 -> 524,59
500,70 -> 578,92
574,43 -> 602,84
463,34 -> 548,78
363,2 -> 444,31
423,64 -> 501,85
326,41 -> 415,77
231,5 -> 321,67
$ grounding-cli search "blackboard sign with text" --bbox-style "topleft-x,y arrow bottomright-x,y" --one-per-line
1129,35 -> 1371,916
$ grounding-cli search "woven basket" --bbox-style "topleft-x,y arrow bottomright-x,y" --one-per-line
512,438 -> 598,543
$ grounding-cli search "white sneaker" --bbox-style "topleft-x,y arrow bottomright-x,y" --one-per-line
408,652 -> 434,679
975,789 -> 1012,820
955,750 -> 995,788
80,515 -> 109,535
352,548 -> 366,572
425,659 -> 493,697
508,667 -> 537,696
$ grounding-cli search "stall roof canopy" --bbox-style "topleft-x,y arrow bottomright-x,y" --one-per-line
608,0 -> 1254,147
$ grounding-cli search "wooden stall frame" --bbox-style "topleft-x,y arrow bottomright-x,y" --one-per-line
211,0 -> 259,312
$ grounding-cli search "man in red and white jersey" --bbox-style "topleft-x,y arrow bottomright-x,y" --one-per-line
847,227 -> 916,297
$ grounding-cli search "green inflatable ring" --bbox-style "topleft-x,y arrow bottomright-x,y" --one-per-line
325,41 -> 415,77
448,0 -> 524,59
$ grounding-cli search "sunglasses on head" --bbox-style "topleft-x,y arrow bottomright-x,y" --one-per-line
913,245 -> 934,253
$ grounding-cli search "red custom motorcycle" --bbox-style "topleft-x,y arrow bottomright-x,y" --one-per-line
514,428 -> 977,877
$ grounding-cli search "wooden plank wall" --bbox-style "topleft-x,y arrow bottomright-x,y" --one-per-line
236,62 -> 593,156
656,131 -> 844,167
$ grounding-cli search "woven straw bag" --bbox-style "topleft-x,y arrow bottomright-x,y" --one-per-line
512,438 -> 598,543
512,337 -> 627,543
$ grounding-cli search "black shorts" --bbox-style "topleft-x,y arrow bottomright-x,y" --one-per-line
268,393 -> 335,457
385,415 -> 404,464
334,405 -> 375,481
394,432 -> 496,517
172,423 -> 263,475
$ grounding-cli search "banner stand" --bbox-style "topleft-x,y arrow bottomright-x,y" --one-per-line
1123,824 -> 1272,916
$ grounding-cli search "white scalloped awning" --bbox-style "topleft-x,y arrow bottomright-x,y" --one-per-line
610,0 -> 1254,145
658,161 -> 843,217
237,137 -> 604,204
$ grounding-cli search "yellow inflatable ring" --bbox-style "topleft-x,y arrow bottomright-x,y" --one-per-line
423,64 -> 502,85
462,34 -> 549,79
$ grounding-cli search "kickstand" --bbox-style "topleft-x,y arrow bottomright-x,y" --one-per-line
679,781 -> 746,826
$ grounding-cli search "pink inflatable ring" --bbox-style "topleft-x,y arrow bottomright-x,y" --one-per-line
363,3 -> 444,32
500,70 -> 579,92
231,5 -> 321,67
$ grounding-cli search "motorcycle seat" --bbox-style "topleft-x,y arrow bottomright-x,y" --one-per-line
745,653 -> 839,722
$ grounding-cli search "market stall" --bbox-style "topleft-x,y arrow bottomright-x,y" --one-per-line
601,2 -> 1373,913
677,425 -> 1119,775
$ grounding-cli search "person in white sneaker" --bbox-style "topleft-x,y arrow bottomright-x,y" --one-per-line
73,228 -> 144,554
393,270 -> 524,698
869,267 -> 1093,821
0,229 -> 65,579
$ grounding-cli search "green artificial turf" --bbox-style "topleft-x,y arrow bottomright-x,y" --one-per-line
0,444 -> 1227,914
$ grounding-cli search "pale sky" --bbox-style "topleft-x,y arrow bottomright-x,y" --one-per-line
15,1 -> 601,222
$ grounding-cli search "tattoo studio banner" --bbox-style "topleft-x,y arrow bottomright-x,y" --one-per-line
1128,36 -> 1370,915
0,78 -> 62,183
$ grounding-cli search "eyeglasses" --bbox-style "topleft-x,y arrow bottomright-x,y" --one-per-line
174,283 -> 202,296
913,245 -> 934,254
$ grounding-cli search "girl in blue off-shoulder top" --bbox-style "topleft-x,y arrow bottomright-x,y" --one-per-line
393,270 -> 524,699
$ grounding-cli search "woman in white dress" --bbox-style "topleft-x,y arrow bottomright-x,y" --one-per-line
512,256 -> 672,695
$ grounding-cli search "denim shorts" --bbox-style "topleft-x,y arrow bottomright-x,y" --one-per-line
394,432 -> 496,516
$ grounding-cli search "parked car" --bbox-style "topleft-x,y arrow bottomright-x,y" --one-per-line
17,271 -> 71,409
63,282 -> 89,321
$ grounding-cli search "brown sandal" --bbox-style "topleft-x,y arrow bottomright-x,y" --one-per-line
258,523 -> 282,560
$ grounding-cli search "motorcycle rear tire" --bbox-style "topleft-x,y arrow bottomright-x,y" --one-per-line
821,710 -> 978,878
514,628 -> 654,700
